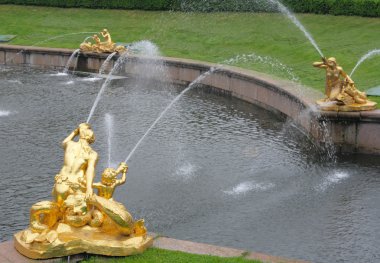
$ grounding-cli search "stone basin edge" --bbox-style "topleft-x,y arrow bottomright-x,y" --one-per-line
1,44 -> 380,154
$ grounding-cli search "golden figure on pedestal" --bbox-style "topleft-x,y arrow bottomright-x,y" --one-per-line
80,29 -> 126,53
14,123 -> 152,259
313,57 -> 376,111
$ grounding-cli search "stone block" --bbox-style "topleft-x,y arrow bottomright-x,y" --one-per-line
210,72 -> 230,92
178,67 -> 201,83
246,252 -> 310,263
357,123 -> 380,152
153,237 -> 245,258
29,53 -> 47,67
5,51 -> 24,65
231,78 -> 257,102
0,50 -> 5,64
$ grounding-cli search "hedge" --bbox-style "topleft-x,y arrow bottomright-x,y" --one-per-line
0,0 -> 173,10
0,0 -> 380,17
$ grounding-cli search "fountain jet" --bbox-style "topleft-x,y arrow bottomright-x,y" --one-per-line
350,49 -> 380,77
99,52 -> 117,75
266,0 -> 324,57
124,67 -> 218,163
105,113 -> 114,167
63,49 -> 80,74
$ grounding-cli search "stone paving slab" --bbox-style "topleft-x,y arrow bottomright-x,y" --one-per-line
153,237 -> 311,263
0,241 -> 83,263
153,236 -> 246,258
0,236 -> 311,263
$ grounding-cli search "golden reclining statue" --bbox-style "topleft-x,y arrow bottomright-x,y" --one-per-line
313,57 -> 376,111
80,29 -> 126,53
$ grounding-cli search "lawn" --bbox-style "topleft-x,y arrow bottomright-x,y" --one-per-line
80,248 -> 262,263
1,5 -> 380,102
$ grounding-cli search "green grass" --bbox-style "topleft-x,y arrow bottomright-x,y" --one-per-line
1,5 -> 380,95
80,248 -> 262,262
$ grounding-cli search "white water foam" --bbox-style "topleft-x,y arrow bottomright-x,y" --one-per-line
316,171 -> 350,192
223,53 -> 299,82
80,77 -> 102,82
50,72 -> 68,76
0,110 -> 12,117
224,181 -> 274,196
7,80 -> 22,84
175,162 -> 198,180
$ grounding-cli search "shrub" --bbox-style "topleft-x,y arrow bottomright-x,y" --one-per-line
0,0 -> 379,17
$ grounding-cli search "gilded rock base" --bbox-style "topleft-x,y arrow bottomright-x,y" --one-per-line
14,223 -> 153,259
316,99 -> 377,112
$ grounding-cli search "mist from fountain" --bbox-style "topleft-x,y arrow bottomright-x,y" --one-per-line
266,0 -> 324,58
4,32 -> 97,64
223,53 -> 299,82
99,52 -> 117,75
350,49 -> 380,77
283,105 -> 337,163
124,67 -> 218,163
86,51 -> 129,123
105,113 -> 114,167
86,40 -> 165,124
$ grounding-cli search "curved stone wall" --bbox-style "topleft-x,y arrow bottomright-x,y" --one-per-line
1,44 -> 380,154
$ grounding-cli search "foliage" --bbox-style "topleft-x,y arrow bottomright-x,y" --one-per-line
0,0 -> 380,17
0,0 -> 173,10
1,5 -> 380,101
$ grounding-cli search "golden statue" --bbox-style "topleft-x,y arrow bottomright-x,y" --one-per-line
313,57 -> 376,111
80,29 -> 126,53
14,123 -> 153,259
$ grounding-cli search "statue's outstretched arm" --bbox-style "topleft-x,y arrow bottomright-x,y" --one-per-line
313,61 -> 327,68
115,162 -> 128,186
62,127 -> 79,148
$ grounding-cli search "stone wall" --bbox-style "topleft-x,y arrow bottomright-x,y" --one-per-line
1,44 -> 380,154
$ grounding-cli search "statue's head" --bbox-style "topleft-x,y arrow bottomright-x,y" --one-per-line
101,168 -> 117,186
327,57 -> 337,68
79,123 -> 95,144
102,29 -> 108,33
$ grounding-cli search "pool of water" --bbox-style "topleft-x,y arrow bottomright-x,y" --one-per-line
0,66 -> 379,263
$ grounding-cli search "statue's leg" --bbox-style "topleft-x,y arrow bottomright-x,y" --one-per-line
88,195 -> 134,234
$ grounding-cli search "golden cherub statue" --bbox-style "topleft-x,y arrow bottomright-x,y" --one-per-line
14,123 -> 152,259
80,29 -> 126,53
313,57 -> 376,111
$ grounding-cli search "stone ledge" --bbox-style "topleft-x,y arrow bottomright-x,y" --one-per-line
0,236 -> 311,263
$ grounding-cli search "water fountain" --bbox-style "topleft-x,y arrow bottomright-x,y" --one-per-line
1,2 -> 380,263
62,49 -> 80,74
105,113 -> 114,167
14,123 -> 152,259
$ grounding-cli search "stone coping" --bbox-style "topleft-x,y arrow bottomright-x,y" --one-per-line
0,236 -> 310,263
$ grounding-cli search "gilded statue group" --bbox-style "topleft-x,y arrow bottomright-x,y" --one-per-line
313,57 -> 376,111
80,29 -> 126,53
14,123 -> 152,259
